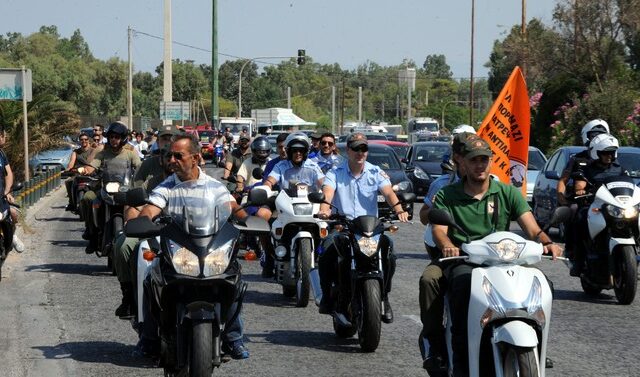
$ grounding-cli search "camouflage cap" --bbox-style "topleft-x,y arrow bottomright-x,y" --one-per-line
452,132 -> 479,155
461,137 -> 493,159
346,132 -> 368,148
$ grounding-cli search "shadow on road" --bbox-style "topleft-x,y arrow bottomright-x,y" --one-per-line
25,263 -> 112,277
553,289 -> 618,305
34,216 -> 82,222
243,290 -> 299,308
245,330 -> 362,353
33,341 -> 156,368
395,252 -> 428,260
48,239 -> 87,248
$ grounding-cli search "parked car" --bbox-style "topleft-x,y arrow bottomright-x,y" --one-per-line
405,141 -> 452,196
337,142 -> 414,218
29,143 -> 75,175
526,146 -> 548,205
532,145 -> 640,229
369,140 -> 411,161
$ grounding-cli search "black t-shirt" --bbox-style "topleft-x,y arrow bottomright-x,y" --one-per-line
582,161 -> 625,190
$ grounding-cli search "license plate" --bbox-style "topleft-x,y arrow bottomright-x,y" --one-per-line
377,195 -> 385,202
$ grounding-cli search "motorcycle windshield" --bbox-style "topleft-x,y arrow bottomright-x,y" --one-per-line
102,158 -> 132,185
167,179 -> 232,236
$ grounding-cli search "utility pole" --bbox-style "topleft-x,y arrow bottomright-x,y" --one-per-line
396,94 -> 400,121
381,96 -> 385,121
358,86 -> 362,124
340,80 -> 345,134
331,86 -> 336,135
522,0 -> 527,78
287,86 -> 291,109
127,26 -> 133,130
163,0 -> 172,125
470,0 -> 475,126
212,0 -> 219,127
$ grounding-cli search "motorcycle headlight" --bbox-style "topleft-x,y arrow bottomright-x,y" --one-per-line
392,181 -> 411,192
606,204 -> 638,219
413,167 -> 429,180
105,182 -> 121,193
487,238 -> 525,262
523,276 -> 546,328
203,240 -> 233,276
357,236 -> 379,257
293,203 -> 314,216
480,275 -> 546,328
172,247 -> 200,277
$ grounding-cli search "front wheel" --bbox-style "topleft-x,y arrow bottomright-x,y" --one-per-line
357,279 -> 382,352
501,345 -> 539,377
295,238 -> 312,307
190,321 -> 213,377
613,245 -> 638,305
580,276 -> 602,297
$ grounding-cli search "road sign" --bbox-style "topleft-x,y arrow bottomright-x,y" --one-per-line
159,101 -> 190,120
0,68 -> 32,101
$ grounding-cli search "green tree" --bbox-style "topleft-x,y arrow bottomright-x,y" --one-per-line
423,54 -> 452,79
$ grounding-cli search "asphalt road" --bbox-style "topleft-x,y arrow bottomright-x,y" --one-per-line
0,164 -> 638,377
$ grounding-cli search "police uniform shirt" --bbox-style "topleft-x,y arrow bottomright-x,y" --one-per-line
312,153 -> 345,173
324,160 -> 391,220
268,159 -> 324,191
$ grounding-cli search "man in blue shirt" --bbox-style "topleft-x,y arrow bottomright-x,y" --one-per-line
261,133 -> 288,185
311,132 -> 344,174
317,133 -> 409,323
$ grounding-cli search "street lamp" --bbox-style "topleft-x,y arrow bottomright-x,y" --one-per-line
237,55 -> 296,117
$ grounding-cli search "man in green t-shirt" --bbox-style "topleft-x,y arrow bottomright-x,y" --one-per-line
77,122 -> 141,253
431,137 -> 562,376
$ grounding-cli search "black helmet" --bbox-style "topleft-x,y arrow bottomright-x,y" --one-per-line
251,136 -> 271,164
105,121 -> 129,147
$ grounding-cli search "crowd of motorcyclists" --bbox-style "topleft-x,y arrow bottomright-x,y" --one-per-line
5,115 -> 635,375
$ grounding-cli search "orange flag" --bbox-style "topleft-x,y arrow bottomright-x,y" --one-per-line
478,66 -> 530,197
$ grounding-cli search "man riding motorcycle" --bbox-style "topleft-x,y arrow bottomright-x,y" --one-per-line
260,132 -> 325,277
222,134 -> 252,185
64,132 -> 94,211
556,119 -> 609,266
77,121 -> 142,254
430,137 -> 562,376
571,133 -> 627,277
135,135 -> 251,359
311,132 -> 344,174
236,136 -> 271,193
317,133 -> 409,323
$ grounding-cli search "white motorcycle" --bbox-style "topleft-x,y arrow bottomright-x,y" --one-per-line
573,173 -> 639,304
258,183 -> 328,307
428,207 -> 570,377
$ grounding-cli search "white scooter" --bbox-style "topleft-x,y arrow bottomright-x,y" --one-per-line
428,207 -> 570,377
573,173 -> 639,304
258,183 -> 328,307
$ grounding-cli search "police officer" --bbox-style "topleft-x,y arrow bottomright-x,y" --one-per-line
571,133 -> 626,276
556,119 -> 609,266
311,132 -> 344,173
317,133 -> 409,323
77,122 -> 142,253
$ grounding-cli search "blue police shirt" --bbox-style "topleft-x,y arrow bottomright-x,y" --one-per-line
325,160 -> 391,219
262,156 -> 283,183
312,153 -> 345,174
423,173 -> 460,207
268,159 -> 324,191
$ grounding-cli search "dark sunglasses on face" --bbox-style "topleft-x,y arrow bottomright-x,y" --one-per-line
164,151 -> 192,160
321,141 -> 334,146
350,145 -> 368,153
93,137 -> 101,142
290,148 -> 306,154
108,134 -> 122,139
598,150 -> 615,156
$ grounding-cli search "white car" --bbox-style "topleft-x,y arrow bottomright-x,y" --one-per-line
526,146 -> 547,205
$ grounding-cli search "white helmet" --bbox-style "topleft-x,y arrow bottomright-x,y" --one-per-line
589,133 -> 619,160
452,124 -> 476,135
284,132 -> 310,160
581,119 -> 610,146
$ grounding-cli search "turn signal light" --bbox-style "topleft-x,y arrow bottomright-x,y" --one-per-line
388,225 -> 399,234
244,250 -> 257,261
142,249 -> 156,261
592,208 -> 600,213
320,227 -> 329,238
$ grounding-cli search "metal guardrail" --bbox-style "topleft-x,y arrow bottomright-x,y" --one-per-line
14,166 -> 63,209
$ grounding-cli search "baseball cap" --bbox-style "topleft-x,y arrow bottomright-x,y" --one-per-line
452,132 -> 479,155
346,133 -> 368,148
461,137 -> 493,159
158,124 -> 180,137
239,134 -> 251,141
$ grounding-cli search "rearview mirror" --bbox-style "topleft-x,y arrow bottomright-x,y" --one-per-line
547,206 -> 572,229
428,208 -> 455,226
544,171 -> 561,180
252,167 -> 264,180
396,192 -> 416,203
125,187 -> 149,207
308,192 -> 326,204
124,216 -> 164,238
248,186 -> 269,206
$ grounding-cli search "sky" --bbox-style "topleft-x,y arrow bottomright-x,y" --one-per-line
3,0 -> 559,78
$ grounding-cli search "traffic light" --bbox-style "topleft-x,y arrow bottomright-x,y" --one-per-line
297,49 -> 306,65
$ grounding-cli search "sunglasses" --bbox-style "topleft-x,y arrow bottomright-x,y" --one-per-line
350,145 -> 368,153
320,141 -> 334,146
290,148 -> 306,154
598,150 -> 616,156
164,151 -> 192,160
79,137 -> 89,141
